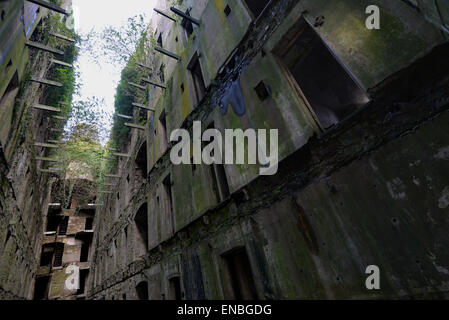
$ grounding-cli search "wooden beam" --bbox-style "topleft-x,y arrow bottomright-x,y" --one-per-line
36,157 -> 60,162
33,104 -> 61,112
26,41 -> 64,55
51,115 -> 67,120
112,153 -> 131,158
125,123 -> 146,131
34,142 -> 59,149
132,103 -> 155,112
99,191 -> 113,194
50,128 -> 64,132
154,46 -> 181,61
51,59 -> 73,68
30,78 -> 63,87
26,0 -> 68,15
141,78 -> 166,89
136,62 -> 153,70
48,140 -> 63,144
59,101 -> 69,106
128,82 -> 146,90
170,7 -> 201,25
49,32 -> 75,43
104,174 -> 121,178
116,114 -> 134,120
38,169 -> 61,174
153,8 -> 177,22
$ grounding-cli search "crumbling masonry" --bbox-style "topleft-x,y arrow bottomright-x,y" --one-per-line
1,0 -> 449,300
88,0 -> 449,300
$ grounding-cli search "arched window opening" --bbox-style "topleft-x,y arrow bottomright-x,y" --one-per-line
134,203 -> 148,258
136,142 -> 148,179
136,281 -> 148,300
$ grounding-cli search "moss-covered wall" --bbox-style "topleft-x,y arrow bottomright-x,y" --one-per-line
89,0 -> 448,300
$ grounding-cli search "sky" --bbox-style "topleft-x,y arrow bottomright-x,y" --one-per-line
71,0 -> 157,143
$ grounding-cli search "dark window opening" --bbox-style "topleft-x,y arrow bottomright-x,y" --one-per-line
254,81 -> 271,101
58,217 -> 69,236
136,281 -> 149,300
53,243 -> 64,267
46,215 -> 62,232
163,175 -> 175,234
277,22 -> 369,129
77,269 -> 89,295
243,0 -> 270,19
224,5 -> 232,16
134,203 -> 148,257
122,294 -> 127,300
182,14 -> 194,38
80,244 -> 89,262
85,218 -> 93,231
222,247 -> 258,300
39,244 -> 54,267
159,110 -> 168,153
169,276 -> 182,300
33,276 -> 51,300
159,64 -> 165,83
136,143 -> 148,179
181,9 -> 194,38
0,72 -> 19,112
204,124 -> 230,202
157,33 -> 163,47
188,53 -> 206,104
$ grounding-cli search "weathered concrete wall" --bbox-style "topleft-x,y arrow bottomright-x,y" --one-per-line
88,0 -> 449,300
0,1 -> 71,300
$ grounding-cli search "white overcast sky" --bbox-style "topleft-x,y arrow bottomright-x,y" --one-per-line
71,0 -> 157,143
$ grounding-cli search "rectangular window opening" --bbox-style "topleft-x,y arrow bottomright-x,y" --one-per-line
277,20 -> 369,129
169,276 -> 182,300
222,247 -> 258,300
163,175 -> 175,234
188,53 -> 206,104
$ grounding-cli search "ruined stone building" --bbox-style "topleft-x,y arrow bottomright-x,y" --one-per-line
87,0 -> 449,300
1,0 -> 449,301
0,0 -> 80,299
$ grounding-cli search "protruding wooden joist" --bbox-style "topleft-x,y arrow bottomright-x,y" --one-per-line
52,115 -> 68,120
128,82 -> 146,90
125,123 -> 146,131
108,148 -> 118,152
36,157 -> 61,163
153,8 -> 177,22
50,128 -> 64,133
51,59 -> 73,68
136,62 -> 153,70
48,140 -> 63,144
104,174 -> 121,178
170,7 -> 201,25
26,0 -> 68,15
49,32 -> 76,43
59,101 -> 69,106
132,103 -> 155,111
154,46 -> 181,61
99,191 -> 113,194
26,41 -> 64,55
112,153 -> 131,158
33,104 -> 61,112
141,78 -> 166,89
116,114 -> 133,120
34,142 -> 59,149
38,168 -> 62,174
30,78 -> 63,87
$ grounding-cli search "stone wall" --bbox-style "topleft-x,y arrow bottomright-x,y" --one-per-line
88,0 -> 449,300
